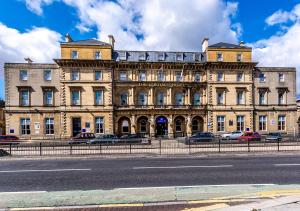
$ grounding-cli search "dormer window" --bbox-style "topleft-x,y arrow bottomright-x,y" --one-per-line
139,52 -> 146,61
176,53 -> 183,61
71,51 -> 78,59
217,53 -> 223,62
158,52 -> 165,61
119,51 -> 127,60
95,51 -> 101,59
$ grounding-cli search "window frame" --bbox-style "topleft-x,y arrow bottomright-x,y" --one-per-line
95,117 -> 104,134
45,117 -> 54,135
44,69 -> 52,81
259,73 -> 266,82
19,89 -> 30,106
217,116 -> 225,132
237,72 -> 243,82
236,90 -> 245,105
139,71 -> 146,81
216,90 -> 224,105
236,53 -> 242,62
217,72 -> 223,81
94,89 -> 104,106
119,71 -> 127,81
20,118 -> 30,135
120,92 -> 128,106
279,73 -> 284,82
43,89 -> 54,106
71,89 -> 81,106
20,70 -> 28,81
236,115 -> 245,131
71,50 -> 78,59
217,53 -> 223,62
278,115 -> 286,131
95,51 -> 101,60
94,70 -> 102,81
71,69 -> 80,81
259,115 -> 267,131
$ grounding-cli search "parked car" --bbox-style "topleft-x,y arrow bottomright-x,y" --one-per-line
221,131 -> 243,140
0,135 -> 20,145
88,134 -> 119,144
185,132 -> 215,144
68,132 -> 96,144
265,133 -> 282,142
237,132 -> 261,142
119,134 -> 151,144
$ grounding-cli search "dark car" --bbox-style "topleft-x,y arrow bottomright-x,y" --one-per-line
88,134 -> 119,144
237,132 -> 261,142
119,134 -> 151,144
185,132 -> 215,144
0,135 -> 20,145
265,133 -> 282,142
68,133 -> 96,144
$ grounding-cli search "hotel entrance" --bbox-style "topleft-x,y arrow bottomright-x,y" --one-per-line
156,116 -> 168,137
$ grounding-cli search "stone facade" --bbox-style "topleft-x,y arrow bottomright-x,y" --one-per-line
4,36 -> 298,139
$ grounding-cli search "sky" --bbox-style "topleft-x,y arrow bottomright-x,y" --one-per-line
1,0 -> 300,99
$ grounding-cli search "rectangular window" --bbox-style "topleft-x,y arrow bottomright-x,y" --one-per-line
43,90 -> 53,106
194,72 -> 201,82
259,116 -> 267,131
71,70 -> 79,80
44,70 -> 52,81
236,91 -> 244,105
176,53 -> 183,61
95,71 -> 102,81
71,90 -> 80,105
71,51 -> 78,59
237,53 -> 242,62
259,91 -> 266,105
279,73 -> 284,82
20,118 -> 30,135
217,72 -> 223,81
20,89 -> 30,106
119,51 -> 127,60
139,52 -> 146,61
175,71 -> 183,81
278,115 -> 286,131
94,90 -> 103,105
259,73 -> 266,82
157,71 -> 165,81
120,72 -> 127,81
157,92 -> 165,105
95,51 -> 101,59
278,92 -> 284,105
217,116 -> 225,132
120,93 -> 128,106
237,72 -> 243,82
45,118 -> 54,135
217,91 -> 224,105
236,115 -> 244,131
20,70 -> 28,81
217,53 -> 223,61
95,117 -> 104,134
139,71 -> 146,81
158,52 -> 165,61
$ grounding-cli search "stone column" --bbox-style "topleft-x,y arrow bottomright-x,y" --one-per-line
187,87 -> 191,105
149,87 -> 153,106
186,115 -> 192,136
131,115 -> 136,134
130,87 -> 135,106
168,115 -> 173,138
150,115 -> 155,137
168,87 -> 172,106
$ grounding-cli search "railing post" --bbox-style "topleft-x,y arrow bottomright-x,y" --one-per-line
39,142 -> 42,156
159,138 -> 162,155
70,144 -> 72,155
248,140 -> 250,152
277,138 -> 280,152
218,137 -> 221,153
9,143 -> 12,155
188,139 -> 191,155
130,143 -> 132,154
99,143 -> 102,154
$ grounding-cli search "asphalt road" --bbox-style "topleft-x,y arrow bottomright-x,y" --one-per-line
1,155 -> 300,192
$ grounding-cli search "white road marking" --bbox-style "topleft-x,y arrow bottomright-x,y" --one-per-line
274,164 -> 300,167
0,191 -> 47,194
0,169 -> 91,173
133,165 -> 233,169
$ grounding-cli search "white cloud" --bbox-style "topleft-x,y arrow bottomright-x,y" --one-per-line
253,4 -> 300,95
265,4 -> 300,26
23,0 -> 55,15
0,23 -> 61,80
24,0 -> 242,51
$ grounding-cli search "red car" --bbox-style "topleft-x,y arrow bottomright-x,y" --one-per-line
237,132 -> 261,142
0,135 -> 20,145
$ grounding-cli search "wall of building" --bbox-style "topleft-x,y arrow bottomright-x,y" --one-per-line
207,48 -> 252,62
61,45 -> 112,60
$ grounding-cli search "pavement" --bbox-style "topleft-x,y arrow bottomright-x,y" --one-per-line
1,155 -> 300,210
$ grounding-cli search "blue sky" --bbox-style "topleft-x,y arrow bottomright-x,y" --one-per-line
1,0 -> 300,99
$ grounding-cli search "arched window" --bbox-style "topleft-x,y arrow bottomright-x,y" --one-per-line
138,92 -> 147,106
192,119 -> 199,131
122,120 -> 129,133
120,92 -> 128,106
140,119 -> 147,133
157,92 -> 165,105
175,119 -> 182,132
193,93 -> 201,105
175,92 -> 184,106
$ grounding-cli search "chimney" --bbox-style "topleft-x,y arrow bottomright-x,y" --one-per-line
202,37 -> 209,52
239,41 -> 245,47
108,35 -> 115,49
65,33 -> 73,42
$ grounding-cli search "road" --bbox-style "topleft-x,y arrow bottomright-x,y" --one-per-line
0,155 -> 300,192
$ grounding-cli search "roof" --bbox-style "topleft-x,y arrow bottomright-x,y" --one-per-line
208,42 -> 251,49
61,39 -> 111,46
113,50 -> 205,63
256,67 -> 296,72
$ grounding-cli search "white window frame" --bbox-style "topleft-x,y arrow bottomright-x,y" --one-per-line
45,118 -> 54,135
278,115 -> 286,131
43,90 -> 54,106
217,91 -> 224,105
217,116 -> 225,132
95,117 -> 104,134
20,70 -> 28,81
236,91 -> 245,105
20,118 -> 30,135
71,69 -> 80,81
259,116 -> 267,131
71,50 -> 78,59
236,115 -> 244,131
